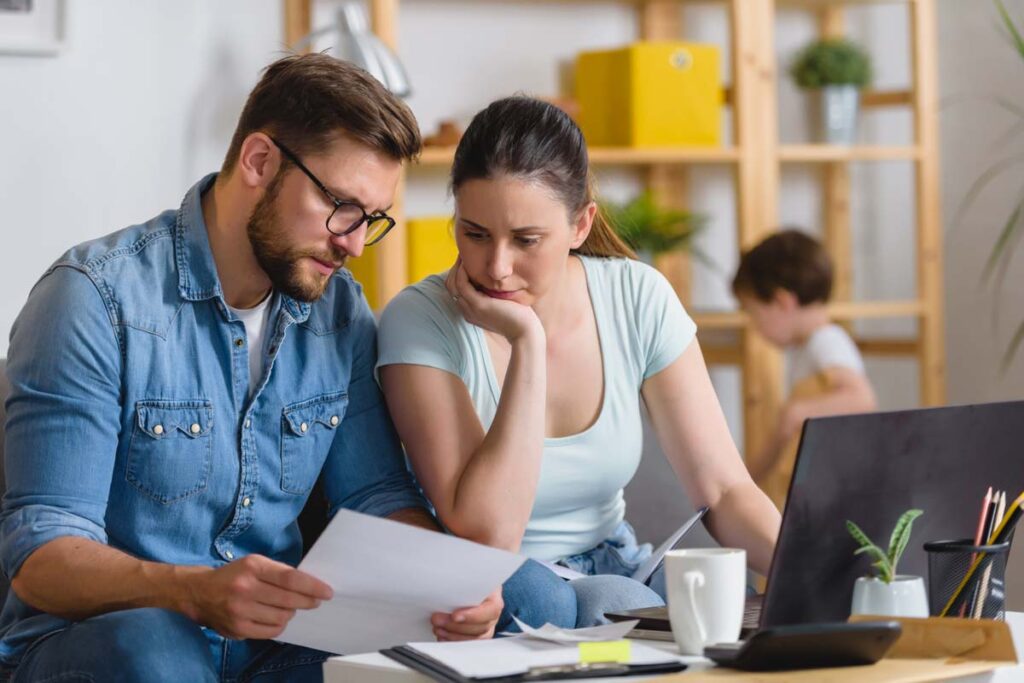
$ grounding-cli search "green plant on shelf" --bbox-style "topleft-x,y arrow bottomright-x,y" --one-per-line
846,509 -> 924,584
790,38 -> 873,89
600,192 -> 706,256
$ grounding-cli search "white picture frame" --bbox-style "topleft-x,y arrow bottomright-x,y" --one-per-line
0,0 -> 65,57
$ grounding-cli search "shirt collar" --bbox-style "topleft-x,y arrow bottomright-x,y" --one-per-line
174,173 -> 311,323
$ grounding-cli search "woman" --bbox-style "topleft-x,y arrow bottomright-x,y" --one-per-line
377,97 -> 780,628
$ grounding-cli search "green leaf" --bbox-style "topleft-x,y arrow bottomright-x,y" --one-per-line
600,192 -> 705,255
1001,319 -> 1024,372
790,39 -> 872,89
996,0 -> 1024,62
982,199 -> 1024,285
847,520 -> 894,582
887,509 -> 924,576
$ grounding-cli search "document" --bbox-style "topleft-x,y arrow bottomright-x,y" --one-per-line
507,616 -> 639,643
276,509 -> 525,655
538,507 -> 709,585
399,636 -> 683,679
631,506 -> 708,585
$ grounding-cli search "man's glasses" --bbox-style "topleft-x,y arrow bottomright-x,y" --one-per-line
268,136 -> 395,246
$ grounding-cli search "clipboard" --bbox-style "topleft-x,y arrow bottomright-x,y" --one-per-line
381,645 -> 687,682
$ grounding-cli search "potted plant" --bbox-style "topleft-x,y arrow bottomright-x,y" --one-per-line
790,38 -> 873,145
846,509 -> 929,617
600,191 -> 705,260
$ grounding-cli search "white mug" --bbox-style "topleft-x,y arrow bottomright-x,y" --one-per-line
664,548 -> 746,656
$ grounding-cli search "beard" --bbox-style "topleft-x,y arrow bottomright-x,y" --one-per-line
246,174 -> 347,303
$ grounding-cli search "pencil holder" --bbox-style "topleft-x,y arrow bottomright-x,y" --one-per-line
924,537 -> 1012,620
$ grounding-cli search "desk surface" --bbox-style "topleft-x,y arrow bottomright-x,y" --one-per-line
323,612 -> 1024,683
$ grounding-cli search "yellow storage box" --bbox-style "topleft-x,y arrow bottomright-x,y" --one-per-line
576,42 -> 723,147
407,215 -> 457,284
344,215 -> 456,311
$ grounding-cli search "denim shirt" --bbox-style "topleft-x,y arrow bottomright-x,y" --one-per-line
0,174 -> 426,669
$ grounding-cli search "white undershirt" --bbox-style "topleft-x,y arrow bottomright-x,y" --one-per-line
228,292 -> 274,396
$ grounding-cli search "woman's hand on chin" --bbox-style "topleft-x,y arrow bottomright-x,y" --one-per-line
446,258 -> 543,343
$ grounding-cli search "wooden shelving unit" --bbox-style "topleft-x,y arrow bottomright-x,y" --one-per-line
418,145 -> 742,167
283,0 -> 946,458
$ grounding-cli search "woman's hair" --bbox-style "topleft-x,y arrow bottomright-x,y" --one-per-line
731,229 -> 834,305
450,97 -> 635,259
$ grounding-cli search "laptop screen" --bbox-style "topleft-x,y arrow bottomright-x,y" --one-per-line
761,400 -> 1024,626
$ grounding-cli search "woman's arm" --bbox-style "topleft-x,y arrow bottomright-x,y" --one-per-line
379,262 -> 547,552
641,340 -> 781,575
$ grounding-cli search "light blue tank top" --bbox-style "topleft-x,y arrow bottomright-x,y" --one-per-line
376,256 -> 696,561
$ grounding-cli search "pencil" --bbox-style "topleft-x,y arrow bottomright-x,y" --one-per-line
940,490 -> 1024,617
973,491 -> 1005,618
963,487 -> 993,618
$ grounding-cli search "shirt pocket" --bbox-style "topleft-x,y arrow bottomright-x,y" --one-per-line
280,391 -> 348,495
126,400 -> 214,504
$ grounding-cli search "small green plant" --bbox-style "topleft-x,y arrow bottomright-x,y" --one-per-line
600,192 -> 705,255
790,39 -> 873,89
846,509 -> 923,583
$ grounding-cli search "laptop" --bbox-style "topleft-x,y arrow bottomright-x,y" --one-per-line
608,400 -> 1024,633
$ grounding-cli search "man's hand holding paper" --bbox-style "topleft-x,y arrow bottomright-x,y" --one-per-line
276,510 -> 524,654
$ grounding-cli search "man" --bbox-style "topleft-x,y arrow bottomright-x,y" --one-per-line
0,55 -> 562,682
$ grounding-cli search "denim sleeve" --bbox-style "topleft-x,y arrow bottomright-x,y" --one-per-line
321,296 -> 428,520
0,266 -> 122,580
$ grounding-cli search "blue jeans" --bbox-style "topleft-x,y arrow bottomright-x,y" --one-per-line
9,608 -> 329,683
500,523 -> 665,630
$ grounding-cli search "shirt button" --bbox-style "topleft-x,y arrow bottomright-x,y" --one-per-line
234,338 -> 244,348
190,423 -> 201,434
300,422 -> 308,433
242,497 -> 251,508
330,415 -> 339,427
225,550 -> 234,560
245,419 -> 251,429
153,424 -> 164,436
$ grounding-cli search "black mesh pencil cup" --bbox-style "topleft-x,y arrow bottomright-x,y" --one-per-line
924,537 -> 1013,620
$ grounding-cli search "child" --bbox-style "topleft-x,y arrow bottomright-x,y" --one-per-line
732,229 -> 877,509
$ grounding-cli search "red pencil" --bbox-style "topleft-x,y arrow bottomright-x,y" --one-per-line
962,486 -> 993,617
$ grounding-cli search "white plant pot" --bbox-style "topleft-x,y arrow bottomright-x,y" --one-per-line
819,84 -> 861,145
851,575 -> 929,618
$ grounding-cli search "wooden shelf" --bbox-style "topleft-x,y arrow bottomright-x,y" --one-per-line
420,144 -> 918,167
416,145 -> 740,168
288,0 -> 946,453
692,299 -> 925,331
779,145 -> 920,162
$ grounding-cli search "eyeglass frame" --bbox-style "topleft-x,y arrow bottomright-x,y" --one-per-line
267,135 -> 396,246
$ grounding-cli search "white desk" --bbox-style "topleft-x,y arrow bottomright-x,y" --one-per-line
323,612 -> 1024,683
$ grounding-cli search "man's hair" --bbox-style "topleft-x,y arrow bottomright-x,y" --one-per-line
221,53 -> 421,173
732,229 -> 833,305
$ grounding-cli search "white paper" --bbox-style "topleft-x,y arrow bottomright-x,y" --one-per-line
631,506 -> 708,585
506,616 -> 638,643
276,509 -> 525,655
536,559 -> 586,581
406,636 -> 682,678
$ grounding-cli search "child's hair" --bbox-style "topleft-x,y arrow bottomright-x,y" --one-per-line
449,96 -> 635,259
732,229 -> 833,305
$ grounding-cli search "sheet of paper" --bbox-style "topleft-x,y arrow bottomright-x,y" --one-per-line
536,558 -> 586,581
407,636 -> 682,678
631,506 -> 708,584
276,509 -> 525,655
507,616 -> 639,643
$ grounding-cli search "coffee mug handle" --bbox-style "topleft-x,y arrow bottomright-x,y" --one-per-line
682,570 -> 707,645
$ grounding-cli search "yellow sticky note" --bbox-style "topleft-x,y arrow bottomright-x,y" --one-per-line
578,640 -> 632,664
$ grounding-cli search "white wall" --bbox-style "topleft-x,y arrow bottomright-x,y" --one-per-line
0,0 -> 1019,422
0,0 -> 283,357
938,0 -> 1024,402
